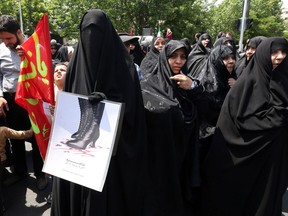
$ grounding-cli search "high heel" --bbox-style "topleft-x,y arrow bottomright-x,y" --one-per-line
66,120 -> 99,149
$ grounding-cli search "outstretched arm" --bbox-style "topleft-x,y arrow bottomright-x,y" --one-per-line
1,127 -> 33,140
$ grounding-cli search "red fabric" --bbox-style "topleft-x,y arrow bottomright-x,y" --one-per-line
15,14 -> 54,159
129,27 -> 133,36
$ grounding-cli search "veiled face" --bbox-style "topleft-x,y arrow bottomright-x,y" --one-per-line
201,38 -> 210,47
223,54 -> 236,73
168,48 -> 187,74
245,46 -> 256,60
271,49 -> 286,70
154,37 -> 165,51
51,47 -> 57,55
223,41 -> 232,46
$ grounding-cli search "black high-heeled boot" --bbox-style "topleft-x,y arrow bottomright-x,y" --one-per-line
65,98 -> 92,145
70,98 -> 88,139
92,101 -> 105,125
66,102 -> 105,150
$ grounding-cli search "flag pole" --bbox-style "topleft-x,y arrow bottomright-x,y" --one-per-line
157,20 -> 161,37
18,0 -> 24,34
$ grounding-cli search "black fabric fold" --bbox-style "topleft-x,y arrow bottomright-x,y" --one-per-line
202,37 -> 288,216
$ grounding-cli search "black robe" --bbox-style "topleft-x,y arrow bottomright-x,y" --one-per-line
187,33 -> 213,77
190,45 -> 237,139
140,40 -> 202,216
214,37 -> 240,60
130,41 -> 145,66
235,36 -> 266,78
55,46 -> 69,62
202,37 -> 288,216
51,9 -> 147,216
140,36 -> 163,78
213,37 -> 234,48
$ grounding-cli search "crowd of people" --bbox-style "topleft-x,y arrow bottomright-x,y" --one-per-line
0,8 -> 288,216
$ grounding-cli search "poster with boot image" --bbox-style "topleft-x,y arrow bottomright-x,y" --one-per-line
43,91 -> 124,192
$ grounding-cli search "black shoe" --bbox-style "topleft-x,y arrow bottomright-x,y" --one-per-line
36,175 -> 48,190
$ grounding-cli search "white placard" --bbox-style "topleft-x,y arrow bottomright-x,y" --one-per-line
43,91 -> 124,192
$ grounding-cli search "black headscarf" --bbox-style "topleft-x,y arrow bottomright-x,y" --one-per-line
219,37 -> 288,135
213,36 -> 234,48
51,41 -> 61,59
130,40 -> 145,66
140,36 -> 164,77
187,33 -> 213,76
213,36 -> 239,59
140,40 -> 201,215
193,45 -> 236,108
202,37 -> 288,215
55,46 -> 69,62
189,45 -> 237,140
52,9 -> 147,216
141,40 -> 193,115
235,36 -> 266,77
180,37 -> 192,54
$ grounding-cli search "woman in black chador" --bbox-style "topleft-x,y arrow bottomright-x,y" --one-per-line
188,45 -> 237,164
140,36 -> 165,78
141,40 -> 204,216
187,33 -> 213,79
235,36 -> 266,78
202,37 -> 288,216
51,9 -> 147,216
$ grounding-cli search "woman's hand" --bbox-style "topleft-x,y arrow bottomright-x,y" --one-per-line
0,97 -> 9,117
170,72 -> 193,90
228,78 -> 236,87
16,45 -> 25,57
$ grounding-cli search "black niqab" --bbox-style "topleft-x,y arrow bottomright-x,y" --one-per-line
51,9 -> 147,216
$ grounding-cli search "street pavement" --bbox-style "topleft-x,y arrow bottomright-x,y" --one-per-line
2,142 -> 288,216
3,142 -> 51,216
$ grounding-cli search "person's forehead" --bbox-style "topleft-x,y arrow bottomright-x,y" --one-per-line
154,38 -> 164,43
55,65 -> 67,70
0,31 -> 15,40
246,46 -> 256,50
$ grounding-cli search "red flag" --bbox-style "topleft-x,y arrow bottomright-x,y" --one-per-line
15,14 -> 54,159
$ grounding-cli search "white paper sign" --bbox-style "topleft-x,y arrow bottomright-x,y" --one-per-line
43,91 -> 124,192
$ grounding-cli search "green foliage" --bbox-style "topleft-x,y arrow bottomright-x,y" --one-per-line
284,19 -> 288,39
248,0 -> 284,38
0,0 -> 48,36
21,0 -> 48,35
0,0 -> 18,17
205,0 -> 242,41
47,0 -> 99,39
206,0 -> 285,44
